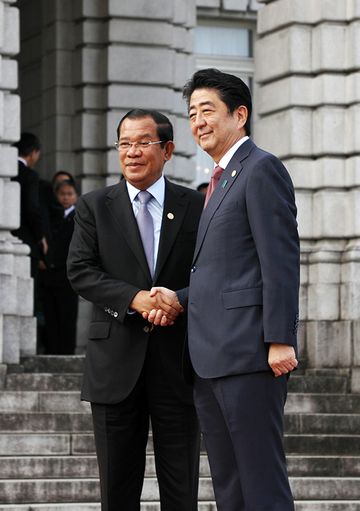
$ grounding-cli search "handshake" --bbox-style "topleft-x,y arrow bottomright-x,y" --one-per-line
130,287 -> 183,326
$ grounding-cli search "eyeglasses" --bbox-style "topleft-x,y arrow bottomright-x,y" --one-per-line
114,140 -> 164,151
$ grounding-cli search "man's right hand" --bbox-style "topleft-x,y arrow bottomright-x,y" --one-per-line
141,287 -> 182,326
130,289 -> 183,325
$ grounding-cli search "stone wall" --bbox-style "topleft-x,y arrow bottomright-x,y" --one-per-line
255,0 -> 360,390
0,0 -> 36,365
18,0 -> 197,190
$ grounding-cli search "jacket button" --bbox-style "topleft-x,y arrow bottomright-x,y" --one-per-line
114,312 -> 118,318
191,265 -> 197,273
143,326 -> 150,333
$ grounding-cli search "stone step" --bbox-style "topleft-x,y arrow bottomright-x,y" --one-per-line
5,374 -> 83,392
18,357 -> 85,374
285,394 -> 360,414
0,503 -> 359,511
0,413 -> 93,432
1,454 -> 359,479
1,431 -> 359,456
0,411 -> 358,436
0,477 -> 359,504
0,392 -> 90,413
4,372 -> 350,395
285,414 -> 360,435
285,435 -> 360,455
1,390 -> 359,414
288,376 -> 349,394
286,456 -> 360,477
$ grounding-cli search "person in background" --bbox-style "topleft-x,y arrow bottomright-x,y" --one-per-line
12,133 -> 48,353
11,132 -> 47,278
38,170 -> 77,351
196,182 -> 209,195
40,180 -> 79,354
39,170 -> 77,244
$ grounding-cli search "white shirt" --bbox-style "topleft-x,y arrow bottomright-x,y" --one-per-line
64,205 -> 75,218
218,136 -> 249,170
18,157 -> 28,166
126,176 -> 165,274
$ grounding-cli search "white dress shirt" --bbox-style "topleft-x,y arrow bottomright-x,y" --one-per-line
126,176 -> 165,275
218,136 -> 249,170
64,205 -> 75,218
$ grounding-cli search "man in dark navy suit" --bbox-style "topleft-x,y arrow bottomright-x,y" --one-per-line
67,110 -> 203,511
148,69 -> 300,510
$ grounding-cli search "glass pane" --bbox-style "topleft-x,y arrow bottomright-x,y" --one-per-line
195,26 -> 251,57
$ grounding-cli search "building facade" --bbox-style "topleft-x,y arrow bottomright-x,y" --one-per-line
0,0 -> 359,390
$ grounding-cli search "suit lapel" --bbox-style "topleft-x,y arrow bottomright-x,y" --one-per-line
105,180 -> 152,282
153,179 -> 188,282
193,138 -> 255,263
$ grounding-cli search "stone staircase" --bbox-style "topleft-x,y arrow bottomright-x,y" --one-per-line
0,356 -> 359,510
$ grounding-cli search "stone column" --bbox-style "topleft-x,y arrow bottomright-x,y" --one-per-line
255,0 -> 360,390
73,0 -> 197,194
0,0 -> 36,366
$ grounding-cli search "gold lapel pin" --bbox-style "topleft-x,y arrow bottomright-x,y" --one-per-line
231,170 -> 237,178
167,212 -> 175,220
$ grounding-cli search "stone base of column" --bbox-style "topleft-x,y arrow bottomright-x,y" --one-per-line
0,236 -> 36,364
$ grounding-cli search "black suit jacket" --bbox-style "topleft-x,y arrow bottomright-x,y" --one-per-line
67,178 -> 204,404
11,161 -> 44,258
46,210 -> 75,270
180,139 -> 300,379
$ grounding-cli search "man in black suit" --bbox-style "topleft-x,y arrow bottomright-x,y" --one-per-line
147,69 -> 300,510
12,132 -> 47,277
67,109 -> 203,511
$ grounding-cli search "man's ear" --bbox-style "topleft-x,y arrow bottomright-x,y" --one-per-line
164,140 -> 175,161
235,105 -> 248,130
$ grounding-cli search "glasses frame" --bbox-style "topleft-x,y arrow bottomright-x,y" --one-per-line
114,140 -> 165,152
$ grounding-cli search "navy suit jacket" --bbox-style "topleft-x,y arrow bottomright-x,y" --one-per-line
67,178 -> 204,404
180,139 -> 300,379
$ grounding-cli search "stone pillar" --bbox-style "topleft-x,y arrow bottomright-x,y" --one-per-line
18,0 -> 76,178
255,0 -> 360,390
73,0 -> 196,194
0,0 -> 36,364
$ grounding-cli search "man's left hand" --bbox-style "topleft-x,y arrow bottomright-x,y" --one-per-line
268,343 -> 298,377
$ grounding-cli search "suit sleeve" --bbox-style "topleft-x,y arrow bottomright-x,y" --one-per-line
67,196 -> 141,323
25,171 -> 44,242
246,155 -> 300,347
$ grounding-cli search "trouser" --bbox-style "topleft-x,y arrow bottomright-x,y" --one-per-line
194,371 -> 294,511
91,336 -> 200,511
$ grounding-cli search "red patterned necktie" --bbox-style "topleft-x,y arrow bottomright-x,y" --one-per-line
204,165 -> 224,208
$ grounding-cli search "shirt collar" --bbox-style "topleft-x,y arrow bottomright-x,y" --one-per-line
64,205 -> 75,217
218,136 -> 249,170
126,175 -> 165,207
18,157 -> 28,166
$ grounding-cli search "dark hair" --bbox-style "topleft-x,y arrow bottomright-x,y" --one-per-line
117,109 -> 173,147
183,68 -> 252,136
52,170 -> 75,186
54,179 -> 78,195
196,182 -> 209,192
13,132 -> 41,156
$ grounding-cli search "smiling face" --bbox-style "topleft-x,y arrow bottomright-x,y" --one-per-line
118,116 -> 174,190
188,88 -> 248,163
